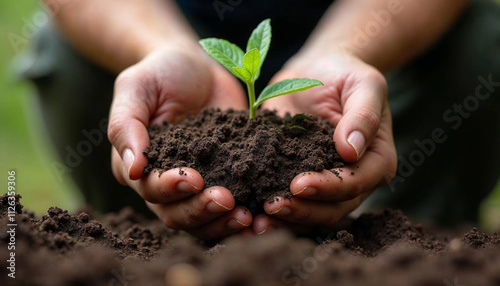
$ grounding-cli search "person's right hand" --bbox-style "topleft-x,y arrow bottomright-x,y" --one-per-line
108,46 -> 252,240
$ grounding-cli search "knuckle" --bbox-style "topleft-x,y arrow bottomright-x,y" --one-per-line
138,192 -> 154,204
354,107 -> 380,131
349,184 -> 364,198
293,208 -> 312,222
365,69 -> 388,93
162,217 -> 181,230
114,69 -> 136,89
114,68 -> 152,103
187,211 -> 203,224
387,161 -> 398,181
137,188 -> 160,204
388,150 -> 398,175
178,204 -> 203,227
380,157 -> 398,187
158,183 -> 174,198
335,184 -> 363,201
106,116 -> 123,145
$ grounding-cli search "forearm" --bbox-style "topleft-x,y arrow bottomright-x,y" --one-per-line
298,0 -> 471,72
43,0 -> 199,73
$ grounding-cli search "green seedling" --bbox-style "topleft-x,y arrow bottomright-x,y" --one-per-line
283,114 -> 314,131
199,19 -> 323,119
263,114 -> 313,134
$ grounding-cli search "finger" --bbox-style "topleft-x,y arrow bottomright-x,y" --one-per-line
263,194 -> 370,226
290,145 -> 393,202
252,214 -> 279,235
333,70 -> 387,162
134,168 -> 204,204
111,147 -> 128,186
147,186 -> 235,229
185,206 -> 253,240
114,144 -> 204,203
108,69 -> 155,180
252,214 -> 311,235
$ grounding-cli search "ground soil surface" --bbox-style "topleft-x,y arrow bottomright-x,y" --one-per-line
1,194 -> 499,286
143,109 -> 344,214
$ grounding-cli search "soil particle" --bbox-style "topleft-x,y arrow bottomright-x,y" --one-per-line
344,209 -> 448,256
143,109 -> 344,214
0,194 -> 23,217
2,195 -> 499,286
463,227 -> 500,248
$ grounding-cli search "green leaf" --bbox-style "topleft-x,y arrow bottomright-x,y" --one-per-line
254,78 -> 324,108
286,125 -> 306,131
233,67 -> 252,82
291,114 -> 314,123
246,19 -> 271,79
199,38 -> 245,79
243,49 -> 260,81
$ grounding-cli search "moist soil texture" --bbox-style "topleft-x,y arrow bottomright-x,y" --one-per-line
1,195 -> 499,286
143,109 -> 344,214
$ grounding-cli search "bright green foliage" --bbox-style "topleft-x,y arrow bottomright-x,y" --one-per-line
199,19 -> 323,119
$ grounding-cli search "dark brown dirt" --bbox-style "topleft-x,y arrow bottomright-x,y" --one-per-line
143,109 -> 344,213
1,195 -> 500,286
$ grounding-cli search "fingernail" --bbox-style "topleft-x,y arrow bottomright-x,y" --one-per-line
347,130 -> 365,160
257,225 -> 275,235
267,204 -> 283,215
227,219 -> 250,229
293,186 -> 317,196
177,181 -> 202,193
123,148 -> 135,179
207,199 -> 232,213
256,227 -> 269,235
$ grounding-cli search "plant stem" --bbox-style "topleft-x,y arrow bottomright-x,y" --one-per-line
247,81 -> 256,119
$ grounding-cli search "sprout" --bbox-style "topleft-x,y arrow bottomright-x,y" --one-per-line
199,19 -> 323,119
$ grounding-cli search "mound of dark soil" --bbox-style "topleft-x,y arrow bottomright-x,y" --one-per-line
143,109 -> 344,213
1,195 -> 499,286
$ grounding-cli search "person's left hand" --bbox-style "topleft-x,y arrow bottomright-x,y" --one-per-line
253,53 -> 397,234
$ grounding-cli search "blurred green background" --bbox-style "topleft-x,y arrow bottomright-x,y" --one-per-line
1,1 -> 499,230
0,1 -> 83,214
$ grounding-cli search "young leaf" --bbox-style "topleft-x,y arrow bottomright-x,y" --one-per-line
199,38 -> 245,79
199,19 -> 325,120
291,114 -> 314,123
243,48 -> 260,81
246,19 -> 271,79
254,78 -> 323,108
233,67 -> 252,82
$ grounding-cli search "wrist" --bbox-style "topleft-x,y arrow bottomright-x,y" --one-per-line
280,48 -> 365,77
292,36 -> 389,73
137,36 -> 202,61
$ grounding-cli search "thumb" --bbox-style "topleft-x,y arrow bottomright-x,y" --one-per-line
108,72 -> 152,180
333,74 -> 387,162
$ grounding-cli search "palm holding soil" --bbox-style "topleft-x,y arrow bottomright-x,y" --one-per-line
108,48 -> 254,240
255,53 -> 397,233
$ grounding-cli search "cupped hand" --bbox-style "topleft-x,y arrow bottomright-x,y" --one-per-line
108,47 -> 252,240
254,53 -> 397,234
